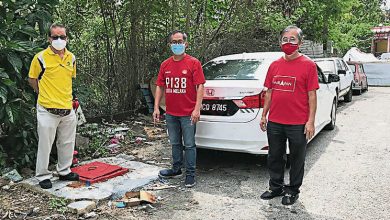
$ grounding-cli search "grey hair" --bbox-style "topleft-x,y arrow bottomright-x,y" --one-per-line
168,30 -> 188,42
280,25 -> 303,43
48,23 -> 67,36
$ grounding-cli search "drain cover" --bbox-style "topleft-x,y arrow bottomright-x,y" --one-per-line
71,161 -> 129,183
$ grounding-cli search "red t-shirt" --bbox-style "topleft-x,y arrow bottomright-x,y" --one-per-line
156,54 -> 206,116
264,55 -> 319,125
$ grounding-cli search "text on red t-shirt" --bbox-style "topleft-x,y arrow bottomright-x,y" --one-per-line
156,54 -> 206,116
264,55 -> 319,125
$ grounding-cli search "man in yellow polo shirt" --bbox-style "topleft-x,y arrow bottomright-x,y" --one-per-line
28,23 -> 79,189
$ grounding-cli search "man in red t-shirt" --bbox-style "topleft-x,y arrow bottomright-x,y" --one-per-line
153,30 -> 205,188
260,26 -> 319,205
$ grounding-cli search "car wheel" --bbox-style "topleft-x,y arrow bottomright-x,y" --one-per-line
324,99 -> 336,130
344,85 -> 353,102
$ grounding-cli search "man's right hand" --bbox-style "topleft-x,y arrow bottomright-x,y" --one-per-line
153,108 -> 160,124
260,116 -> 267,132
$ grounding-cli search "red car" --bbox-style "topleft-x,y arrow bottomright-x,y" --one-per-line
347,61 -> 368,95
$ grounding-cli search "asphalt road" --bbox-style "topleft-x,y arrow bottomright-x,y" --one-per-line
138,87 -> 390,220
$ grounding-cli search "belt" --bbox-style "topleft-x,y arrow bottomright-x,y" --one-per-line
46,108 -> 71,116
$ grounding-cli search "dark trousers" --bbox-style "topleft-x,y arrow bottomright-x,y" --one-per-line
266,121 -> 307,195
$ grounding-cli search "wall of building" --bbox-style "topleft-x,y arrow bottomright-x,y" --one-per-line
376,40 -> 388,53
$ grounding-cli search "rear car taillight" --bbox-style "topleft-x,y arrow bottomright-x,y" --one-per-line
233,92 -> 264,109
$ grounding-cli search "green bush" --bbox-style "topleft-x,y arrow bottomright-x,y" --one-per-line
0,0 -> 59,170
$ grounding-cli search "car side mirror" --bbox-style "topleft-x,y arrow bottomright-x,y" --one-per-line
328,74 -> 340,83
338,69 -> 346,75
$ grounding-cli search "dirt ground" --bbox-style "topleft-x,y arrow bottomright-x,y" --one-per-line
0,113 -> 172,219
1,87 -> 390,219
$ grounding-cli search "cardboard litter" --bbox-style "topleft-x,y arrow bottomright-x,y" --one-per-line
67,181 -> 85,188
144,127 -> 165,139
120,191 -> 157,207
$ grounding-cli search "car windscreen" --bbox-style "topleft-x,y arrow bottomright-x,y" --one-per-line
348,64 -> 356,72
315,60 -> 335,75
203,59 -> 261,80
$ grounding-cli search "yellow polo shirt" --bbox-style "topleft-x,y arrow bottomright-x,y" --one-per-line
28,47 -> 76,109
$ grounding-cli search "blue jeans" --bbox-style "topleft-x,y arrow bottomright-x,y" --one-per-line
165,114 -> 196,177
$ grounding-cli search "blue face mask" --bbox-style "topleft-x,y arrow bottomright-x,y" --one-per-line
171,43 -> 186,55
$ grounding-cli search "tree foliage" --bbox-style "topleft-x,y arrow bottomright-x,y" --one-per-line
57,0 -> 385,118
0,0 -> 58,169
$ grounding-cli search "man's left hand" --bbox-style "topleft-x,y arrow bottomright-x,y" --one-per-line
191,109 -> 201,124
304,121 -> 315,140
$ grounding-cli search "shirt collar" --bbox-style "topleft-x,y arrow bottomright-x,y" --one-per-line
46,46 -> 70,57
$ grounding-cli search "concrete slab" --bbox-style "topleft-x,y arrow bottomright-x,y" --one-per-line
21,155 -> 161,200
67,200 -> 96,215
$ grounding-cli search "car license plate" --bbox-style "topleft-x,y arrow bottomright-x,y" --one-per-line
202,103 -> 227,112
201,100 -> 238,116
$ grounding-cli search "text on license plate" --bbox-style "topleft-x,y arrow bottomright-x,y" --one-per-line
202,103 -> 227,112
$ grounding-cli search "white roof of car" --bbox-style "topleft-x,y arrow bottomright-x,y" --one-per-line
211,52 -> 284,61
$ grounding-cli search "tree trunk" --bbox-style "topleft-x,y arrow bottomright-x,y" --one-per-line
185,0 -> 191,33
323,19 -> 329,55
98,0 -> 114,117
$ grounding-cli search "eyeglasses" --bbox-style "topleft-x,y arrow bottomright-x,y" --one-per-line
281,37 -> 298,44
170,40 -> 185,45
51,35 -> 67,40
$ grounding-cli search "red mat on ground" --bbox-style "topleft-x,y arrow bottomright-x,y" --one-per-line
71,161 -> 129,184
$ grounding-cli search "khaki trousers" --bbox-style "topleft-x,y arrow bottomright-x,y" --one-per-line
35,104 -> 77,181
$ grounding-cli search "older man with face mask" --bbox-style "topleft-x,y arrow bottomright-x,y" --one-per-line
153,30 -> 205,188
260,25 -> 319,205
28,23 -> 79,189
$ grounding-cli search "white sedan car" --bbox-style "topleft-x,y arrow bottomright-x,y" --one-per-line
195,52 -> 339,154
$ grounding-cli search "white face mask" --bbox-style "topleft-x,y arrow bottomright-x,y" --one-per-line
51,39 -> 67,51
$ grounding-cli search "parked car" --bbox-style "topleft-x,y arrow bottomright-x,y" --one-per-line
346,61 -> 368,95
314,58 -> 354,103
380,52 -> 390,61
195,52 -> 339,154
